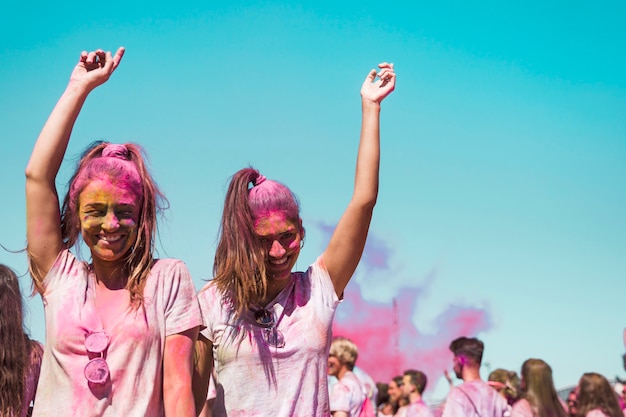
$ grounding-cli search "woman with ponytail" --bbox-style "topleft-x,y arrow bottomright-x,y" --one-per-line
195,63 -> 396,416
25,47 -> 202,417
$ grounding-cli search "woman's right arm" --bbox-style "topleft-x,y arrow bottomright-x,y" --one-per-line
192,334 -> 214,416
25,47 -> 124,285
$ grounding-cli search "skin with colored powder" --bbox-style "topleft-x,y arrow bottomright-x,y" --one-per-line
25,48 -> 202,417
195,63 -> 396,416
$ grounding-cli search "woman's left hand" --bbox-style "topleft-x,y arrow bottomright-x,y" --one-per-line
361,62 -> 396,104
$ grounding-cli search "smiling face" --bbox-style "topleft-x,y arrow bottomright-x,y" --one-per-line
327,354 -> 341,378
387,380 -> 402,403
253,210 -> 302,282
79,178 -> 141,266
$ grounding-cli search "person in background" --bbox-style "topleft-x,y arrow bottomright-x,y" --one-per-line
25,47 -> 202,416
401,369 -> 433,417
0,264 -> 44,417
388,376 -> 407,415
488,368 -> 520,415
441,336 -> 507,417
575,372 -> 625,417
568,389 -> 579,417
510,358 -> 567,417
328,337 -> 371,417
375,382 -> 394,416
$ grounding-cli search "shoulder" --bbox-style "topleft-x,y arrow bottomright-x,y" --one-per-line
586,410 -> 610,417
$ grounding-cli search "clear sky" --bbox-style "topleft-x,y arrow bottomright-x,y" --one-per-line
1,0 -> 625,401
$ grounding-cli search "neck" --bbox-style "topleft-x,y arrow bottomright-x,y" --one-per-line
92,260 -> 129,290
462,365 -> 482,383
409,392 -> 422,404
260,275 -> 292,306
336,366 -> 351,381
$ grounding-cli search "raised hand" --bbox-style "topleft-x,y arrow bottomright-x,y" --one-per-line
360,62 -> 396,104
69,47 -> 125,91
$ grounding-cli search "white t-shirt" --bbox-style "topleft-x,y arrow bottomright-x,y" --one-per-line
199,256 -> 340,417
32,250 -> 203,417
442,380 -> 508,417
330,371 -> 366,417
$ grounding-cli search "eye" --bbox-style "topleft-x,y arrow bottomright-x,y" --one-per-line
259,237 -> 270,243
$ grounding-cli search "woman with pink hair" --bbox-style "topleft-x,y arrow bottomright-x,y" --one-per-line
195,63 -> 396,416
25,47 -> 202,416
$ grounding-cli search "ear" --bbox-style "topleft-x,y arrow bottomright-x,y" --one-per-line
299,219 -> 305,239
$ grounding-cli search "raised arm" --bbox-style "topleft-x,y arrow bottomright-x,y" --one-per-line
25,47 -> 124,286
323,63 -> 396,297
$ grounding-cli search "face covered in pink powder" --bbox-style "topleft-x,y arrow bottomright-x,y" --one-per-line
253,210 -> 303,282
78,178 -> 141,265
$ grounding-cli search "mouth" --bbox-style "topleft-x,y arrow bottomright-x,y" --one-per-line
97,233 -> 124,243
269,256 -> 288,266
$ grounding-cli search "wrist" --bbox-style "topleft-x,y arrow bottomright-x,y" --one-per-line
361,99 -> 381,112
65,80 -> 96,98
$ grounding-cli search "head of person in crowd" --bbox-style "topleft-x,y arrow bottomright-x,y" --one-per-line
376,382 -> 393,415
401,369 -> 427,403
38,141 -> 167,306
388,375 -> 407,410
519,358 -> 567,417
449,336 -> 484,380
212,167 -> 305,317
328,336 -> 358,380
567,388 -> 578,417
0,264 -> 44,417
488,368 -> 520,406
575,372 -> 624,417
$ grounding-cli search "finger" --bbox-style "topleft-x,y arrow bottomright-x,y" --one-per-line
79,51 -> 88,64
363,69 -> 377,84
378,62 -> 394,70
95,49 -> 107,67
102,51 -> 115,72
86,51 -> 97,65
112,46 -> 125,69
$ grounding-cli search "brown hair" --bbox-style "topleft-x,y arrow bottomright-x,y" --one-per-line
576,372 -> 623,417
211,167 -> 301,316
520,358 -> 567,417
0,264 -> 32,416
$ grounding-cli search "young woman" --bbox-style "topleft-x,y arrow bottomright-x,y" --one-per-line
25,47 -> 202,416
195,63 -> 396,416
510,358 -> 567,417
0,264 -> 44,417
575,373 -> 625,417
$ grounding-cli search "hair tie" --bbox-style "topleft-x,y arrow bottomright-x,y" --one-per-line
102,144 -> 130,160
254,174 -> 266,186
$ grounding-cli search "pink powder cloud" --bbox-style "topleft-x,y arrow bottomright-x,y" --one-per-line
314,221 -> 493,391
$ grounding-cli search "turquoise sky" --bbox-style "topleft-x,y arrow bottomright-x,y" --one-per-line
1,0 -> 625,400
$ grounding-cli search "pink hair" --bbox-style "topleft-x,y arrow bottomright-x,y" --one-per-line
56,141 -> 168,306
211,166 -> 301,316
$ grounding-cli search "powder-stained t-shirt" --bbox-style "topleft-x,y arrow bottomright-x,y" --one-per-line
406,401 -> 435,417
199,256 -> 340,417
32,250 -> 203,417
442,380 -> 508,417
510,396 -> 569,417
330,371 -> 366,417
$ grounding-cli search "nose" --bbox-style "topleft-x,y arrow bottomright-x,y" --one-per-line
102,211 -> 120,230
268,240 -> 286,258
